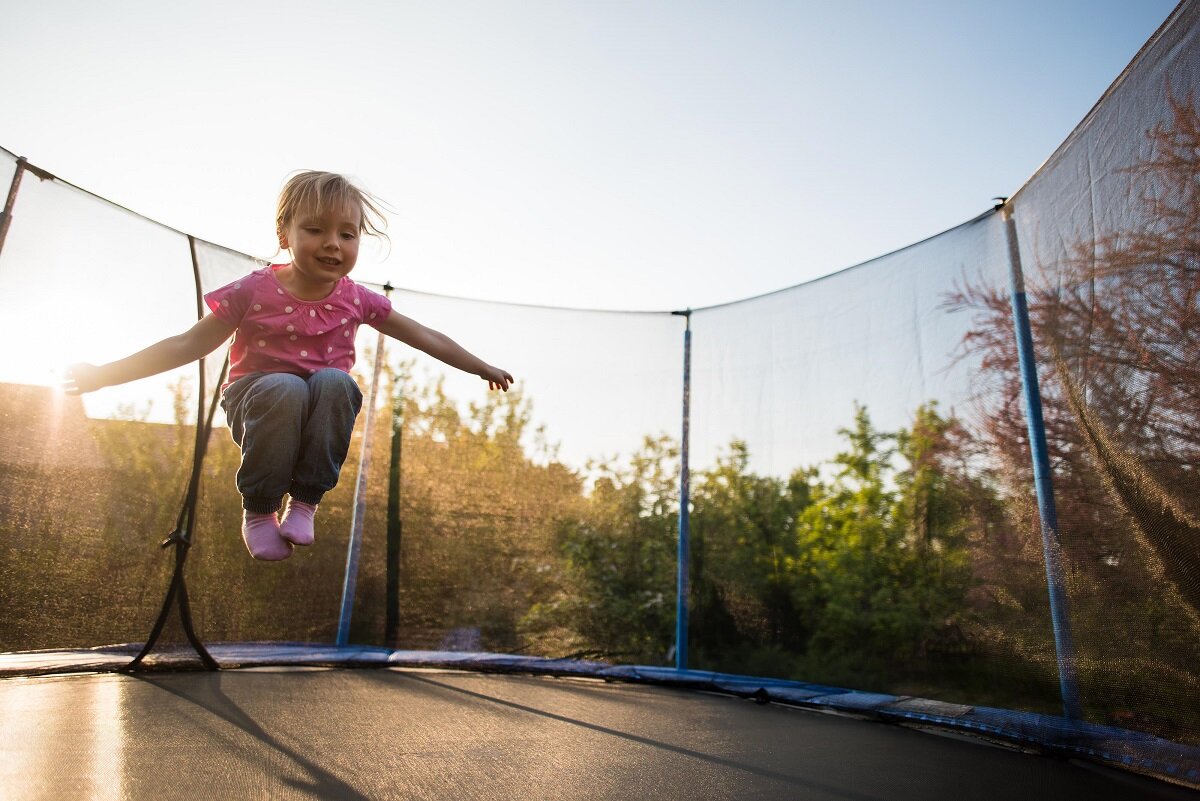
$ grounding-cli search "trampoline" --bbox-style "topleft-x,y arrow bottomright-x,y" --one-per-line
1,645 -> 1196,800
3,2 -> 1200,799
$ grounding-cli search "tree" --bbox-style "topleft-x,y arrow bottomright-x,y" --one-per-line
949,91 -> 1200,623
526,435 -> 679,662
386,363 -> 583,654
689,441 -> 812,664
947,89 -> 1200,734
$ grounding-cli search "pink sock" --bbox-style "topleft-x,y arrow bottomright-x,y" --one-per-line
242,511 -> 293,561
279,499 -> 318,546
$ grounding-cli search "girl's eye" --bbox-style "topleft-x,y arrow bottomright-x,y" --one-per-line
304,227 -> 321,234
341,232 -> 357,240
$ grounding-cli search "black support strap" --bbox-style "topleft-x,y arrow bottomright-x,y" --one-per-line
125,236 -> 228,672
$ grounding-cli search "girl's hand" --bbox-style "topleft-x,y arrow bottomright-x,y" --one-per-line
62,363 -> 106,395
481,366 -> 514,392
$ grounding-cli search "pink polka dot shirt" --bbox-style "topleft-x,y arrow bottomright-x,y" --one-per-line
204,264 -> 392,386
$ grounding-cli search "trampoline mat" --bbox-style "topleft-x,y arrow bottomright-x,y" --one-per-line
0,668 -> 1191,800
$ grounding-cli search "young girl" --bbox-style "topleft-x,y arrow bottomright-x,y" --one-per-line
65,171 -> 513,561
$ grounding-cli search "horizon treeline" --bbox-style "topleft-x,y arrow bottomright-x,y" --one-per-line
2,367 -> 1196,743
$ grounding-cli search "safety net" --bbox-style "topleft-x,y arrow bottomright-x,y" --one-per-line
1,0 -> 1198,788
1002,0 -> 1200,754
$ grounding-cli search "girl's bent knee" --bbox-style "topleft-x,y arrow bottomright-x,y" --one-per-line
308,368 -> 359,392
307,369 -> 363,416
256,372 -> 309,394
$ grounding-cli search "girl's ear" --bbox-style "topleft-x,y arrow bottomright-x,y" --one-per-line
277,227 -> 289,250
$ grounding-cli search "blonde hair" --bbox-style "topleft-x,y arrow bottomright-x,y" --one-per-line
276,170 -> 388,242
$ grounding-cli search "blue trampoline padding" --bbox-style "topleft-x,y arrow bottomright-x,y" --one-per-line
2,642 -> 1196,785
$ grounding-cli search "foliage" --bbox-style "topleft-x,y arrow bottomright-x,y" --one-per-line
688,404 -> 980,684
518,402 -> 985,689
946,91 -> 1200,736
386,362 -> 583,653
520,436 -> 679,662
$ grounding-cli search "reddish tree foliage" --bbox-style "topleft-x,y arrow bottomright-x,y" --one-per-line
950,91 -> 1200,623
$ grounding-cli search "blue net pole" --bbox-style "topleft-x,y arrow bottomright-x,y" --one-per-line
337,313 -> 390,647
1001,204 -> 1082,720
675,311 -> 692,670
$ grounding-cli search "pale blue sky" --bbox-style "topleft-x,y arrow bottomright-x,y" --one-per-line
0,0 -> 1181,310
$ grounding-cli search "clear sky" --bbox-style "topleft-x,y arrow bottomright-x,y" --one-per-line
0,0 -> 1181,311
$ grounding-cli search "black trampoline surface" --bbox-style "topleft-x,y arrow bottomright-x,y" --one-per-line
1,667 -> 1193,801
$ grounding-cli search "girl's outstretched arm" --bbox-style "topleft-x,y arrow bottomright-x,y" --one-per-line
378,310 -> 513,391
64,314 -> 236,395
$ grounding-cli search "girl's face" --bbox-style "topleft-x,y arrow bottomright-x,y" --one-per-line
278,205 -> 362,287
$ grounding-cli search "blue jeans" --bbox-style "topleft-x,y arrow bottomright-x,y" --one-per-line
220,369 -> 364,513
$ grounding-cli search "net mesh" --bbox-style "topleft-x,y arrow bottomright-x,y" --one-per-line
1002,1 -> 1200,745
686,212 -> 1040,703
0,0 -> 1198,784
